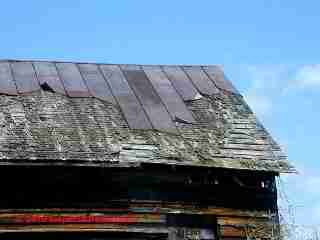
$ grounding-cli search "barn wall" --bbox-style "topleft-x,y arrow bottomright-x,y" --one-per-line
0,165 -> 278,239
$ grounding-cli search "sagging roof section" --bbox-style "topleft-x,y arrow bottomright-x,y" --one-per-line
0,60 -> 294,173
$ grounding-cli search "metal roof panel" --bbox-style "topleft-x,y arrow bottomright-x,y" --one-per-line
0,62 -> 18,95
143,65 -> 195,124
11,61 -> 39,94
202,65 -> 239,95
122,66 -> 178,133
162,65 -> 200,101
100,64 -> 152,129
78,64 -> 117,104
183,66 -> 219,96
55,63 -> 91,97
33,61 -> 66,94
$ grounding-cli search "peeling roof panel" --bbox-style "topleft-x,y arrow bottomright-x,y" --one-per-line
203,65 -> 240,95
122,66 -> 178,133
78,64 -> 117,104
11,61 -> 39,94
100,64 -> 152,129
0,62 -> 18,95
162,66 -> 200,101
143,65 -> 195,124
55,63 -> 91,97
33,62 -> 66,94
183,66 -> 219,95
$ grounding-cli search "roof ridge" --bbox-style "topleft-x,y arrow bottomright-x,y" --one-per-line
0,59 -> 223,68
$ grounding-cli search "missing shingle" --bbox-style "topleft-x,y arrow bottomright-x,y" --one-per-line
40,82 -> 55,93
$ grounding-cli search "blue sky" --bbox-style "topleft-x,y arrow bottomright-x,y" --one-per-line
0,0 -> 319,227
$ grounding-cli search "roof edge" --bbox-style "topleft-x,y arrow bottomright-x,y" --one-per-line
0,59 -> 224,68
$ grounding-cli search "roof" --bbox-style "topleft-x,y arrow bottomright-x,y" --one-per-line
0,59 -> 294,173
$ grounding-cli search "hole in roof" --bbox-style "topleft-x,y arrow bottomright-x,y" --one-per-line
40,82 -> 55,93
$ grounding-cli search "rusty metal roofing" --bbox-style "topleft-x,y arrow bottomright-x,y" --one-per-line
0,60 -> 294,173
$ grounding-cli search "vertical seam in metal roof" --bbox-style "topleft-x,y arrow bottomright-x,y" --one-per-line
201,66 -> 220,91
8,61 -> 20,95
202,66 -> 239,95
139,65 -> 180,134
160,66 -> 187,104
142,65 -> 175,120
180,66 -> 206,98
159,66 -> 195,124
118,65 -> 156,131
96,65 -> 119,106
78,64 -> 115,103
97,64 -> 136,129
75,63 -> 93,98
30,61 -> 41,87
53,62 -> 69,97
96,64 -> 129,127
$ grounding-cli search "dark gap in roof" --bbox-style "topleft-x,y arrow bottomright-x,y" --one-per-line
39,115 -> 47,121
184,92 -> 203,101
174,116 -> 194,124
40,82 -> 55,93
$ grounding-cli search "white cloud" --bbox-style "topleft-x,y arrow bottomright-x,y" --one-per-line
243,64 -> 320,118
279,171 -> 320,226
243,64 -> 288,119
282,64 -> 320,94
246,64 -> 288,90
314,204 -> 320,222
304,176 -> 320,195
239,64 -> 320,228
244,91 -> 272,118
294,64 -> 320,88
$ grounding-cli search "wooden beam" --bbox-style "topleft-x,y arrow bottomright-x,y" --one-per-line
0,206 -> 270,218
0,224 -> 168,233
0,213 -> 164,225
